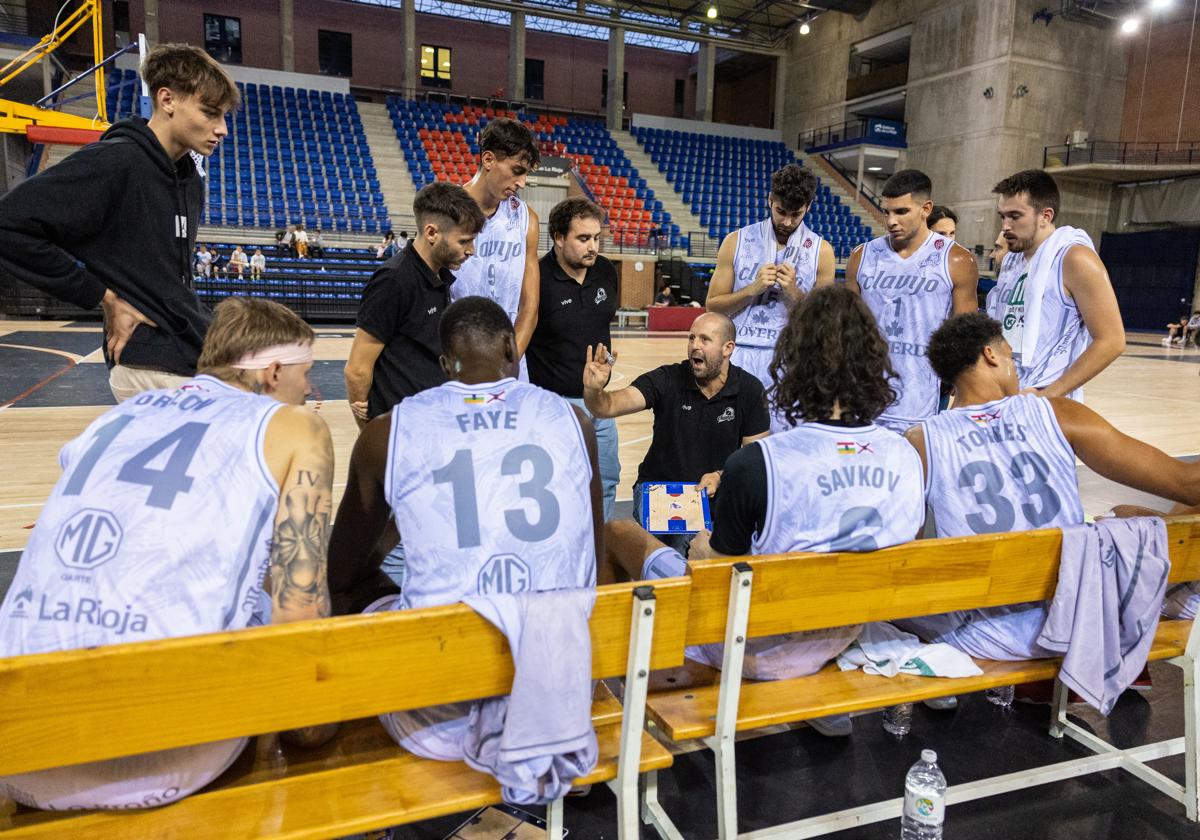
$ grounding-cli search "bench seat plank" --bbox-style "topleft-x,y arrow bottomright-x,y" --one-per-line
1,717 -> 673,839
646,619 -> 1192,741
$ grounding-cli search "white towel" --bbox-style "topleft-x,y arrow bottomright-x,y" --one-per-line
462,589 -> 599,805
1036,517 -> 1169,715
837,622 -> 982,678
755,218 -> 808,273
1007,225 -> 1094,360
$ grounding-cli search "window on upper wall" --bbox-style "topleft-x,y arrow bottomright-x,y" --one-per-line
525,58 -> 545,101
112,0 -> 130,47
203,14 -> 242,65
421,44 -> 452,88
674,78 -> 685,117
319,30 -> 353,77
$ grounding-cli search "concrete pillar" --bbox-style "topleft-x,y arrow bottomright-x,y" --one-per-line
773,53 -> 787,133
402,0 -> 417,97
695,40 -> 714,122
509,10 -> 526,102
856,148 -> 865,196
606,27 -> 625,130
280,0 -> 295,72
143,0 -> 159,44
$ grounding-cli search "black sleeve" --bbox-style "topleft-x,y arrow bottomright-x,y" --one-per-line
356,266 -> 406,343
709,443 -> 767,556
740,378 -> 771,437
630,364 -> 671,411
0,143 -> 122,309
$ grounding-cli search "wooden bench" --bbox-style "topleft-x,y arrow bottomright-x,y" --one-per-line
0,578 -> 692,840
641,517 -> 1200,839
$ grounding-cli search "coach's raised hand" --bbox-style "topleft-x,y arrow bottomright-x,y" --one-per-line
583,343 -> 616,392
100,289 -> 158,365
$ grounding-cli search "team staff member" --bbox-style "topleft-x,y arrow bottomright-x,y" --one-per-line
582,312 -> 769,506
526,198 -> 620,519
0,44 -> 239,402
345,183 -> 486,426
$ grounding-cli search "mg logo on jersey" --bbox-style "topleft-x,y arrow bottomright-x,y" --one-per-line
716,407 -> 735,423
55,509 -> 123,571
478,554 -> 531,594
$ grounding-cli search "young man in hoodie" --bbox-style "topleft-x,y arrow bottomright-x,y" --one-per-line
0,43 -> 238,403
986,170 -> 1125,401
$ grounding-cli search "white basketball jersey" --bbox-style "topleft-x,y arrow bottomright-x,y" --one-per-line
0,376 -> 282,657
730,220 -> 822,349
921,394 -> 1083,537
386,378 -> 595,611
986,246 -> 1091,401
450,195 -> 530,324
754,422 -> 925,554
856,231 -> 955,431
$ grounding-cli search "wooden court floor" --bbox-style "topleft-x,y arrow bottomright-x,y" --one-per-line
0,320 -> 1196,551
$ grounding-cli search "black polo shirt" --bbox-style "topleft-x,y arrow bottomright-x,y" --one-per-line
526,251 -> 619,397
356,245 -> 453,418
630,361 -> 770,489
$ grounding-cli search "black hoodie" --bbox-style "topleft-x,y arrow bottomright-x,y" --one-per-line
0,118 -> 210,375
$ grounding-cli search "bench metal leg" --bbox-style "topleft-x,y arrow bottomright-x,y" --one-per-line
1049,677 -> 1069,739
546,797 -> 565,840
610,585 -> 658,840
641,770 -> 686,840
1183,654 -> 1200,820
709,563 -> 754,840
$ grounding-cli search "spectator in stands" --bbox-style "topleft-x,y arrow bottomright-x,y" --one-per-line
194,244 -> 212,279
210,247 -> 229,278
652,285 -> 675,307
294,224 -> 310,259
0,43 -> 237,402
310,228 -> 325,259
398,231 -> 409,250
928,205 -> 958,240
282,225 -> 296,257
376,230 -> 397,260
250,248 -> 266,279
344,182 -> 485,427
526,197 -> 621,519
229,245 -> 248,277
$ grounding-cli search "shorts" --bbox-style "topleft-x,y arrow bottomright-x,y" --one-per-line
109,366 -> 191,404
730,345 -> 792,433
1,738 -> 247,811
895,602 -> 1054,661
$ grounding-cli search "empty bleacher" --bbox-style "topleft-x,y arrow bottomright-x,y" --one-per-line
106,69 -> 390,235
632,126 -> 874,260
388,98 -> 683,250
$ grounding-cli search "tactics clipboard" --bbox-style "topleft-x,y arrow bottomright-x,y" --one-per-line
639,482 -> 712,535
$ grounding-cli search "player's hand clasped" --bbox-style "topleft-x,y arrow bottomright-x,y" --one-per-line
583,343 -> 616,390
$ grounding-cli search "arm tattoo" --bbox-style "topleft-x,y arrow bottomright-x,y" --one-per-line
269,438 -> 334,619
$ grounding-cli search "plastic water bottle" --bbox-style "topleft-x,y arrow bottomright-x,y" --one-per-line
986,685 -> 1015,707
882,703 -> 913,737
901,749 -> 946,840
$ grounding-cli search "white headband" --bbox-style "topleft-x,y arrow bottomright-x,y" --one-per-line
229,342 -> 314,370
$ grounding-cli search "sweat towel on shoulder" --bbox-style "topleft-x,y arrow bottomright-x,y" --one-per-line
462,589 -> 599,805
1036,517 -> 1169,715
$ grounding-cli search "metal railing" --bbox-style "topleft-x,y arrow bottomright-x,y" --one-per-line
801,117 -> 908,152
1044,140 -> 1200,169
821,153 -> 883,212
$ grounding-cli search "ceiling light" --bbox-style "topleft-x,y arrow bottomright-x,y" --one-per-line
1150,0 -> 1172,10
799,21 -> 810,35
867,166 -> 882,172
706,5 -> 718,19
1120,16 -> 1141,34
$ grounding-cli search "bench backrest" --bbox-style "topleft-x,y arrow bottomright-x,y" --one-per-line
683,517 -> 1200,647
0,578 -> 692,776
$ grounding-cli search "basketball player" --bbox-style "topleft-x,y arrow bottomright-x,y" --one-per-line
987,169 -> 1125,401
0,297 -> 334,810
705,165 -> 835,409
452,118 -> 542,379
833,170 -> 978,434
928,205 -> 957,240
606,286 -> 926,736
327,296 -> 604,756
898,312 -> 1200,659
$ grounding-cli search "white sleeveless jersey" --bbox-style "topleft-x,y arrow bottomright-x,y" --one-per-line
0,376 -> 282,657
921,394 -> 1083,537
386,377 -> 595,611
986,247 -> 1091,401
755,422 -> 925,554
856,231 -> 955,430
730,220 -> 822,349
450,195 -> 529,324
